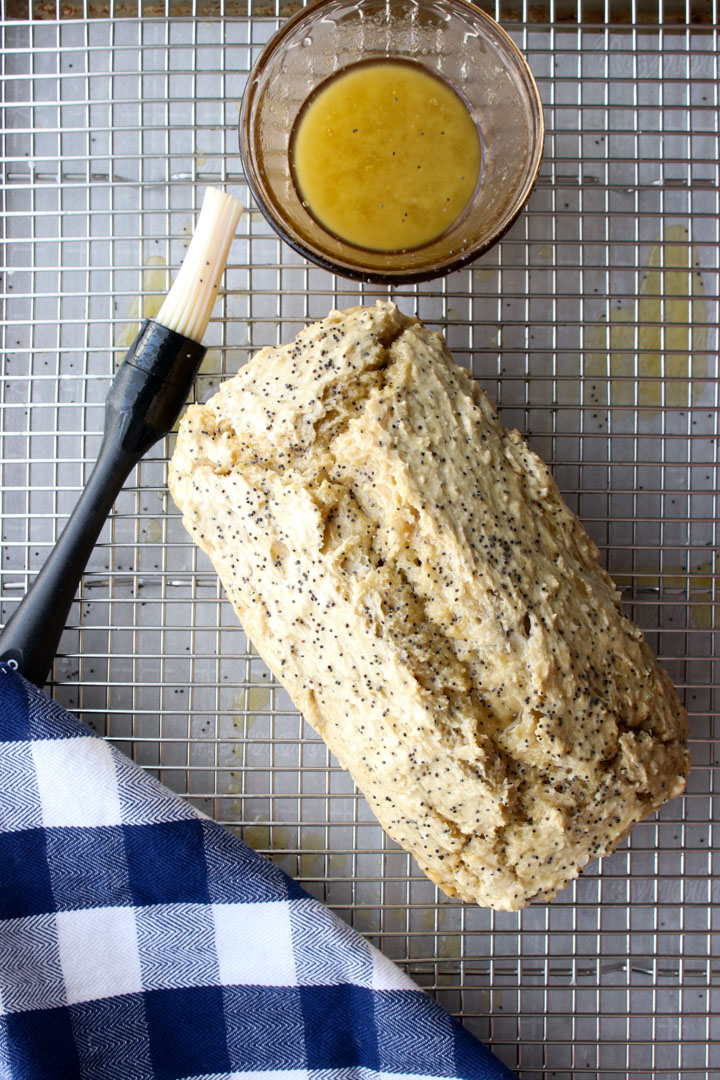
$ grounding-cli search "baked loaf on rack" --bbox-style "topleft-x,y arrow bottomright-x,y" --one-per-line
169,301 -> 689,911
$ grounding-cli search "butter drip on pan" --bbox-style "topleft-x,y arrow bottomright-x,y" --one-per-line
169,302 -> 689,911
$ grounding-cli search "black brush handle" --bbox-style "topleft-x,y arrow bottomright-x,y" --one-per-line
0,320 -> 206,687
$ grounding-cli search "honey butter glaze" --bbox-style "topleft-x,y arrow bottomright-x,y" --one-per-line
169,303 -> 689,911
290,59 -> 482,252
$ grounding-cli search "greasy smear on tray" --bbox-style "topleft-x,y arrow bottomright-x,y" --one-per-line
585,225 -> 708,410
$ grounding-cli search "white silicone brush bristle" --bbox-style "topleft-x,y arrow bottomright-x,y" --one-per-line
156,187 -> 243,343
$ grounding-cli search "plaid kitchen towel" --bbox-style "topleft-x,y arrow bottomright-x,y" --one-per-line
0,662 -> 516,1080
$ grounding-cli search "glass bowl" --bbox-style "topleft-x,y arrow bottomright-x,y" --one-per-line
239,0 -> 544,284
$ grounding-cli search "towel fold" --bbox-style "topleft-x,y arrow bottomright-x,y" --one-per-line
0,663 -> 515,1080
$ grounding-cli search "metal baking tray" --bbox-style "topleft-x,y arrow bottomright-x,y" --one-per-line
1,4 -> 717,1076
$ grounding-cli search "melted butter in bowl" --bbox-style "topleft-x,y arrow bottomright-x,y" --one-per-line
290,59 -> 483,253
239,0 -> 543,284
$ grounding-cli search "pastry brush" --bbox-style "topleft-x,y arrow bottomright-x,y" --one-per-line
0,186 -> 243,687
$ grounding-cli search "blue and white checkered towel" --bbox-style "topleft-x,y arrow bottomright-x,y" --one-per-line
0,662 -> 515,1080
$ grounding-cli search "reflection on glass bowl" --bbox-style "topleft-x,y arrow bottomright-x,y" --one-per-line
239,0 -> 544,284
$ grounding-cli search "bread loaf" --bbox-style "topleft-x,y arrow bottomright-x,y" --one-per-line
169,301 -> 689,910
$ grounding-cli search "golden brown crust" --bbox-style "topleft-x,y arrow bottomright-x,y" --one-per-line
169,301 -> 689,910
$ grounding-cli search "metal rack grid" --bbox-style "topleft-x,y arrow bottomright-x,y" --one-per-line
1,4 -> 718,1077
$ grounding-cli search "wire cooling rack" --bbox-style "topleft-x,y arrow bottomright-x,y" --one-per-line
1,3 -> 718,1076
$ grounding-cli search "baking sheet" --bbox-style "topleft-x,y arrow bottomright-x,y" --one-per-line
1,8 -> 718,1077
